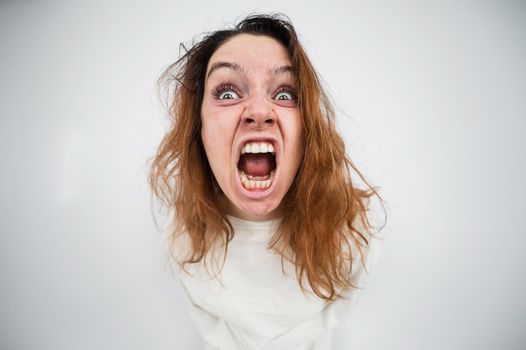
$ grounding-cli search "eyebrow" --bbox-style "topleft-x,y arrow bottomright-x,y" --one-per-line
206,61 -> 294,80
268,65 -> 294,77
206,61 -> 243,80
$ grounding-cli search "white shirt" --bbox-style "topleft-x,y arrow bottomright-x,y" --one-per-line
174,216 -> 380,350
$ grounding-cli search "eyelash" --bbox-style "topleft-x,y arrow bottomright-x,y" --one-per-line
211,83 -> 298,101
212,84 -> 241,100
274,86 -> 297,101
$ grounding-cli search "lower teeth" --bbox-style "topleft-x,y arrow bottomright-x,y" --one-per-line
240,171 -> 273,190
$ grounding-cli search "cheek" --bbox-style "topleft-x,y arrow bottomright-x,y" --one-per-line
290,119 -> 305,173
278,112 -> 304,184
200,109 -> 237,166
283,113 -> 304,155
201,120 -> 217,148
201,106 -> 219,146
201,123 -> 225,167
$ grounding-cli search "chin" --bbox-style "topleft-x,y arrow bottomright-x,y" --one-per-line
234,199 -> 281,221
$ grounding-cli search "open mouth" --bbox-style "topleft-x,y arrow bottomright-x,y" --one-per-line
237,141 -> 276,191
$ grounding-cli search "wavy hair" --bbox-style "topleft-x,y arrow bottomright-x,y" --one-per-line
149,13 -> 385,301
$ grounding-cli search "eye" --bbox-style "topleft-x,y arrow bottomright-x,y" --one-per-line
275,91 -> 293,100
218,90 -> 239,100
213,84 -> 241,100
273,86 -> 297,102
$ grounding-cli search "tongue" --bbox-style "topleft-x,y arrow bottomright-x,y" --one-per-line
238,153 -> 276,176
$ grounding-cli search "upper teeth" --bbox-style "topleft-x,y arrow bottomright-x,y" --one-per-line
242,142 -> 275,154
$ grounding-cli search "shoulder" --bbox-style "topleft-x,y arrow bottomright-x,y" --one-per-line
352,232 -> 383,286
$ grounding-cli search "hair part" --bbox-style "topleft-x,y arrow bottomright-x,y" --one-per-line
149,13 -> 385,301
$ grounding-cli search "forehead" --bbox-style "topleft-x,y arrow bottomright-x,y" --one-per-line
207,34 -> 291,73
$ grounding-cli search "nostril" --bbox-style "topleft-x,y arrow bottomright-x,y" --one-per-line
243,114 -> 275,128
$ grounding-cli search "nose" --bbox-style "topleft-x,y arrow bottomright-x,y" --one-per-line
242,96 -> 275,129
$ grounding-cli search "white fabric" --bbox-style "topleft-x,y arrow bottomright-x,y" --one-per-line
174,216 -> 380,350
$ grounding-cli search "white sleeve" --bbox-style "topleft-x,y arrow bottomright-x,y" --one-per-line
321,233 -> 384,327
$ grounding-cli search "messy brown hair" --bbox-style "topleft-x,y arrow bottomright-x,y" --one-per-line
149,13 -> 385,301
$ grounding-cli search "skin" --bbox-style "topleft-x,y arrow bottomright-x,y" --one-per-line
201,34 -> 304,221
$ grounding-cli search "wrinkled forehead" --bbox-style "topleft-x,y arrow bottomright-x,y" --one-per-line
206,34 -> 293,79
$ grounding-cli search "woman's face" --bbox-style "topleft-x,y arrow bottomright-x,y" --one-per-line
201,34 -> 303,221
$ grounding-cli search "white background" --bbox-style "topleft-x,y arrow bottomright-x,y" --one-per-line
1,0 -> 525,349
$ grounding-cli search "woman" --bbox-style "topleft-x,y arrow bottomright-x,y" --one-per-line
149,13 -> 384,350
